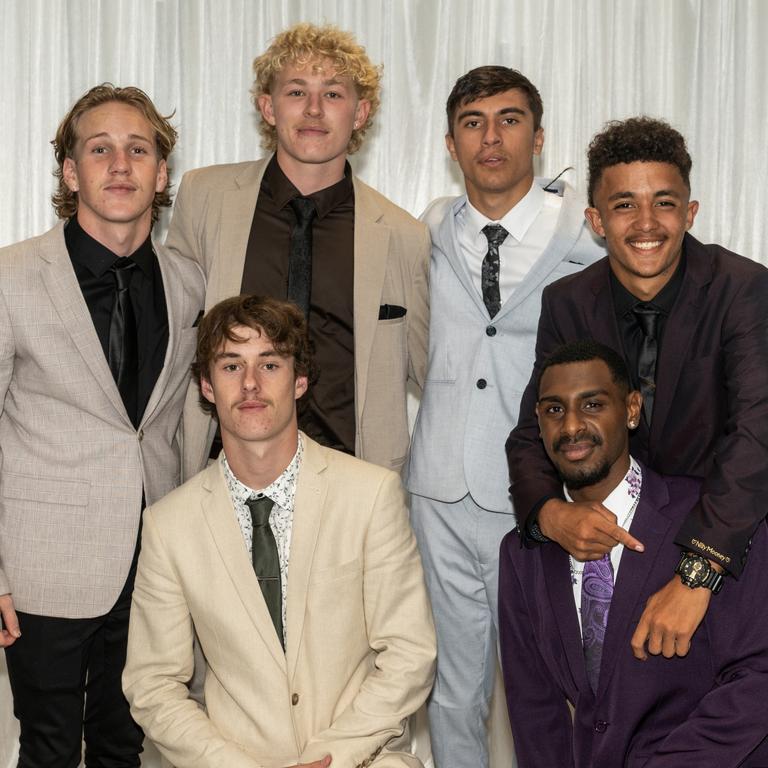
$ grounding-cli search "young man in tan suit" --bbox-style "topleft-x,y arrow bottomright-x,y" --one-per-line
123,295 -> 436,768
166,23 -> 430,479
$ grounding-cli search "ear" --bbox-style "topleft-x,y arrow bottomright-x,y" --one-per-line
62,157 -> 79,192
585,206 -> 606,238
686,199 -> 699,231
200,375 -> 216,406
353,98 -> 371,131
626,390 -> 642,429
533,127 -> 544,156
258,93 -> 276,127
294,374 -> 308,400
445,132 -> 458,162
155,159 -> 168,193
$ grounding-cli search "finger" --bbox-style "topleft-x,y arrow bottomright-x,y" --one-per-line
675,634 -> 692,658
646,626 -> 664,656
606,524 -> 644,552
630,620 -> 649,661
0,598 -> 20,641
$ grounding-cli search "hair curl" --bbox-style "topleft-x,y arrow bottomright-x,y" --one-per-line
52,83 -> 177,222
192,295 -> 315,415
538,339 -> 631,397
446,66 -> 543,135
587,116 -> 692,206
251,22 -> 381,155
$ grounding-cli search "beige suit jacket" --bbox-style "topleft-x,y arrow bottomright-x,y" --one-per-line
0,222 -> 205,618
164,158 -> 430,478
123,435 -> 436,768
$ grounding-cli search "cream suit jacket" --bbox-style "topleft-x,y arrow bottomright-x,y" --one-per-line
0,222 -> 205,618
164,158 -> 430,478
123,435 -> 437,768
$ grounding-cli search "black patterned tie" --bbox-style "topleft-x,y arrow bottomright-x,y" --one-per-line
108,259 -> 139,426
246,496 -> 283,648
287,197 -> 317,319
481,224 -> 508,318
633,303 -> 661,424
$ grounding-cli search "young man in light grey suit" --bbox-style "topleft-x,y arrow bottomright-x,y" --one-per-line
404,66 -> 604,768
0,85 -> 204,767
165,23 -> 430,479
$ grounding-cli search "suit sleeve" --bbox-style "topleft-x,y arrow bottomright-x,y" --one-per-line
406,222 -> 431,391
299,472 -> 437,767
0,283 -> 14,596
165,171 -> 208,274
643,524 -> 768,767
122,508 -> 263,768
498,534 -> 575,767
674,268 -> 768,576
505,284 -> 566,528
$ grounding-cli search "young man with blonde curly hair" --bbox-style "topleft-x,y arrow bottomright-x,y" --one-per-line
167,23 -> 430,481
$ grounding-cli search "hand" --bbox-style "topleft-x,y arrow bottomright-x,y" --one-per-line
0,593 -> 21,648
538,498 -> 645,560
631,576 -> 711,660
294,757 -> 332,768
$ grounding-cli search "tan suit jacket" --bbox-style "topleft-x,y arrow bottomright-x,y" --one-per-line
123,435 -> 436,768
0,222 -> 205,618
164,158 -> 430,478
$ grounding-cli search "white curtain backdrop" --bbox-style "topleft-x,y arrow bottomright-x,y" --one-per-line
1,0 -> 766,765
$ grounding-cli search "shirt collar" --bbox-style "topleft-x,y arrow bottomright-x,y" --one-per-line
264,154 -> 354,220
221,434 -> 304,513
463,180 -> 545,244
64,215 -> 154,278
565,456 -> 642,526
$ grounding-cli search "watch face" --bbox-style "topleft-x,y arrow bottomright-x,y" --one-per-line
679,555 -> 709,586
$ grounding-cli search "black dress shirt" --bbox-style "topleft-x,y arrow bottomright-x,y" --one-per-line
65,216 -> 168,426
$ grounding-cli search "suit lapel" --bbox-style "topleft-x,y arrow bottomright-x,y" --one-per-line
39,223 -> 131,423
285,437 -> 328,681
352,178 -> 390,422
200,462 -> 287,671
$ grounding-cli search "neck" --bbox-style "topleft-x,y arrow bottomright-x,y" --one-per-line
568,454 -> 631,504
276,150 -> 346,196
222,428 -> 299,491
465,173 -> 534,221
76,212 -> 151,258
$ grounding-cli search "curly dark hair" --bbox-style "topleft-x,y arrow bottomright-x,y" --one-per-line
587,116 -> 692,206
538,339 -> 631,397
192,295 -> 316,415
446,65 -> 543,135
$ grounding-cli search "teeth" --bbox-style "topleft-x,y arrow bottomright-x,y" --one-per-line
632,241 -> 662,250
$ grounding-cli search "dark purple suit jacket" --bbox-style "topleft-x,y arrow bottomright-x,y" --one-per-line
499,466 -> 768,768
506,234 -> 768,575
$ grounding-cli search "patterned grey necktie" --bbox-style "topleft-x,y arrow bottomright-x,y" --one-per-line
481,224 -> 508,318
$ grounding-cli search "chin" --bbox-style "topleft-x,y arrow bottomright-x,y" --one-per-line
560,459 -> 611,491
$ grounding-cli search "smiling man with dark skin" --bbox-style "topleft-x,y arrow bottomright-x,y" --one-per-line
507,117 -> 768,661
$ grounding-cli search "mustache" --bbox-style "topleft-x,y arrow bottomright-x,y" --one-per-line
553,432 -> 603,452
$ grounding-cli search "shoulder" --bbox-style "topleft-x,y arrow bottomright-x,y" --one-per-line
0,223 -> 63,259
0,223 -> 65,281
542,255 -> 610,299
155,242 -> 205,291
687,234 -> 767,280
178,159 -> 268,191
144,463 -> 214,528
641,464 -> 701,522
353,176 -> 426,232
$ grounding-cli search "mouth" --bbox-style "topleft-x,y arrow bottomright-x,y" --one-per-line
297,124 -> 329,138
478,153 -> 506,167
104,183 -> 137,194
237,399 -> 269,411
555,435 -> 601,462
627,238 -> 665,252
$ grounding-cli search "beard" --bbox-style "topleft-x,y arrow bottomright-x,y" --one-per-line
552,433 -> 610,491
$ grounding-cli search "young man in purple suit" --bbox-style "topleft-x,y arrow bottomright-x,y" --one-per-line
499,340 -> 768,768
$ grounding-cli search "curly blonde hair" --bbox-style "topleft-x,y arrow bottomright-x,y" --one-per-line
251,23 -> 381,155
52,83 -> 177,222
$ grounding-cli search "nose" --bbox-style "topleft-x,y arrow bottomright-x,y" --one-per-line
633,203 -> 659,232
109,148 -> 130,174
561,407 -> 586,438
482,122 -> 501,146
304,92 -> 323,118
241,366 -> 261,393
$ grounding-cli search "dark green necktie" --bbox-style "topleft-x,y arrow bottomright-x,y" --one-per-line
246,496 -> 284,648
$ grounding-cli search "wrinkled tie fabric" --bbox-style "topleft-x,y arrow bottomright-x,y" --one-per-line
633,303 -> 661,424
108,259 -> 139,426
287,196 -> 317,319
581,554 -> 614,693
480,224 -> 508,318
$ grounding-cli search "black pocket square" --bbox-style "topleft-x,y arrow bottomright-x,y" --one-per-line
378,304 -> 406,320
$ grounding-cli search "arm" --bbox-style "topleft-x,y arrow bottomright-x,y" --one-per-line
164,170 -> 208,274
406,222 -> 431,391
122,508 -> 263,768
498,534 -> 574,768
299,472 -> 437,766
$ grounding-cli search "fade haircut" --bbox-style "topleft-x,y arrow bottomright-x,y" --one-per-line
446,65 -> 543,135
192,295 -> 315,415
587,116 -> 692,206
538,339 -> 631,397
251,22 -> 381,155
52,83 -> 177,222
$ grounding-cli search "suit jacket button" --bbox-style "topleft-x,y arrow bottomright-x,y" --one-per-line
485,325 -> 497,336
594,720 -> 608,733
137,429 -> 144,442
292,693 -> 299,705
476,378 -> 487,389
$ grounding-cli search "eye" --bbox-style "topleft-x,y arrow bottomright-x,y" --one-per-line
584,400 -> 604,411
501,117 -> 519,126
263,362 -> 279,371
130,145 -> 149,155
655,200 -> 676,207
544,404 -> 563,415
91,145 -> 108,154
325,90 -> 343,99
463,119 -> 481,129
287,89 -> 305,97
612,202 -> 634,210
222,363 -> 240,372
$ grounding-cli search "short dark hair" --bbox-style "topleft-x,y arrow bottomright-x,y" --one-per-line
445,66 -> 543,134
538,339 -> 631,397
192,295 -> 315,415
587,116 -> 692,206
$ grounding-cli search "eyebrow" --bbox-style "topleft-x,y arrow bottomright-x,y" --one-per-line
538,388 -> 610,403
606,188 -> 682,202
81,131 -> 153,144
213,348 -> 285,361
284,77 -> 346,87
456,106 -> 527,122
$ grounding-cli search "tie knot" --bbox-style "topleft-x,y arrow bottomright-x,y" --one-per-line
632,303 -> 661,339
289,196 -> 317,224
246,495 -> 274,527
110,259 -> 137,291
482,223 -> 508,249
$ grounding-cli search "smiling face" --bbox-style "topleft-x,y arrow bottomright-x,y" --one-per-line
62,101 -> 167,247
585,161 -> 699,301
537,359 -> 641,501
446,88 -> 543,218
258,58 -> 370,184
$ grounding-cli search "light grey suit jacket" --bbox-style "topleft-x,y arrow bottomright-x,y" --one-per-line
164,157 -> 431,478
405,181 -> 604,513
0,222 -> 205,618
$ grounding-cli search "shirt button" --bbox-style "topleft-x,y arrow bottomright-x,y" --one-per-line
485,325 -> 497,337
594,720 -> 608,733
137,429 -> 144,442
292,693 -> 299,705
476,378 -> 487,389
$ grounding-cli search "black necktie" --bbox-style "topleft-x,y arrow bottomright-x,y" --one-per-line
246,496 -> 284,648
481,224 -> 508,318
633,303 -> 661,424
287,197 -> 317,319
108,260 -> 139,426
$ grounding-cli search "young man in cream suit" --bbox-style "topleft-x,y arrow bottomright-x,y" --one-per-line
0,85 -> 204,767
166,23 -> 430,479
123,295 -> 436,768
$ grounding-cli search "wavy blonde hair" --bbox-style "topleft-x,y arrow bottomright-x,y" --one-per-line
251,23 -> 381,155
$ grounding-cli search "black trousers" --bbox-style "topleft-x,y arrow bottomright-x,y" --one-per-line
5,546 -> 143,768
